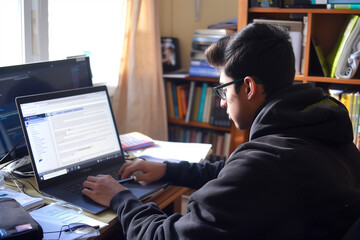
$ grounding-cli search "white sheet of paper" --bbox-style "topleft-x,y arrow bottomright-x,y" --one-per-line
30,204 -> 107,240
133,140 -> 211,163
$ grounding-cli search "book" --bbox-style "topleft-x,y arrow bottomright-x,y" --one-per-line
327,3 -> 360,8
253,19 -> 303,75
165,81 -> 175,118
171,83 -> 179,118
210,95 -> 231,127
341,92 -> 354,113
176,85 -> 184,119
191,50 -> 207,60
223,132 -> 231,158
163,69 -> 189,78
202,87 -> 214,123
192,35 -> 223,51
191,86 -> 202,122
178,84 -> 189,119
328,0 -> 360,3
301,16 -> 308,75
309,37 -> 329,77
120,131 -> 155,150
352,92 -> 360,144
197,82 -> 209,122
185,81 -> 196,122
215,134 -> 224,156
194,29 -> 235,36
327,15 -> 359,78
206,89 -> 215,123
207,17 -> 238,31
189,65 -> 221,77
0,187 -> 44,211
311,0 -> 326,4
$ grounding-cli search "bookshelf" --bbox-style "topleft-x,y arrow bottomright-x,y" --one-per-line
165,3 -> 360,156
164,75 -> 232,160
231,1 -> 360,150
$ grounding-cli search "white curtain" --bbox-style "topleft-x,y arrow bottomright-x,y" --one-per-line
112,0 -> 168,140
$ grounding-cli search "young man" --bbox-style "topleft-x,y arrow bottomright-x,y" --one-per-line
82,23 -> 360,239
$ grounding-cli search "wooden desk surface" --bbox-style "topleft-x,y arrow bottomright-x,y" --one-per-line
4,176 -> 190,239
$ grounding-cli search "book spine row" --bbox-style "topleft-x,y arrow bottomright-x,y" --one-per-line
165,81 -> 231,127
330,90 -> 360,150
168,125 -> 231,159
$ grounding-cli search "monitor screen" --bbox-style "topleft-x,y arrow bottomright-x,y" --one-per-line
0,57 -> 93,163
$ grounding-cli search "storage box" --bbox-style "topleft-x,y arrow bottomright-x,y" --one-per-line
250,0 -> 282,7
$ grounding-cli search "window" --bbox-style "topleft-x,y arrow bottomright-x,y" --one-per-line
0,0 -> 24,66
0,0 -> 126,88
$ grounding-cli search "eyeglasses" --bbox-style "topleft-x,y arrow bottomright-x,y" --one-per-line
44,223 -> 100,239
213,78 -> 263,100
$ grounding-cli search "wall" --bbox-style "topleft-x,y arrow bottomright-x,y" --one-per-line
159,0 -> 238,70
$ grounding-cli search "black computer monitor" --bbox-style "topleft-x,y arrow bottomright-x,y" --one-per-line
0,57 -> 93,163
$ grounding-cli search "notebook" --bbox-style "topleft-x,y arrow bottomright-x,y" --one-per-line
15,85 -> 168,214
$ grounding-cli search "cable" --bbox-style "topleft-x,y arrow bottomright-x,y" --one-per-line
0,137 -> 25,164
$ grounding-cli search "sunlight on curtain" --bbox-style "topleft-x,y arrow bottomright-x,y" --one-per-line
112,0 -> 168,140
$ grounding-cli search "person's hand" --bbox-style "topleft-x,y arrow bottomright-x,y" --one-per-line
119,160 -> 166,183
82,174 -> 126,207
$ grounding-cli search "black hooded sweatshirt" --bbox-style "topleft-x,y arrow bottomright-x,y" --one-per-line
110,83 -> 360,240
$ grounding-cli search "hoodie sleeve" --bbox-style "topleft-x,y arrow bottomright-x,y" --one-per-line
162,160 -> 224,189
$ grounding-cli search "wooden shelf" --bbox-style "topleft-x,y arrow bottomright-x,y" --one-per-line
163,75 -> 219,83
295,75 -> 360,85
168,118 -> 230,132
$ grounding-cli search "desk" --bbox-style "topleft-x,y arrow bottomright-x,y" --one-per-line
5,176 -> 190,239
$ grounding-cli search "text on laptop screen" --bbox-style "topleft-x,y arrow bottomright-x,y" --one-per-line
19,91 -> 121,180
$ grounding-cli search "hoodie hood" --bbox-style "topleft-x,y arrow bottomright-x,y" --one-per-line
250,83 -> 353,145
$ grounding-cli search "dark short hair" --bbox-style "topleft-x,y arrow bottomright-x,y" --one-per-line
205,22 -> 295,97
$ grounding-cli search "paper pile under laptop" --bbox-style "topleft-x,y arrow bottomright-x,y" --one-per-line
0,187 -> 43,211
132,140 -> 212,163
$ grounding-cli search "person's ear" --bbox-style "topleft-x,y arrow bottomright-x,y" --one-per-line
243,76 -> 257,100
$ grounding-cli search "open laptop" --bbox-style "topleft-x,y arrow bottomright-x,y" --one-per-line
15,85 -> 168,214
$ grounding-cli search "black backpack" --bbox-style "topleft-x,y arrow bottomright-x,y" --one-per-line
0,197 -> 43,239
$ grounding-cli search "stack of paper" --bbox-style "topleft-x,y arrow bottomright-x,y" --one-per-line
335,15 -> 360,79
120,132 -> 155,151
133,140 -> 212,163
0,187 -> 43,211
30,204 -> 108,239
327,15 -> 359,78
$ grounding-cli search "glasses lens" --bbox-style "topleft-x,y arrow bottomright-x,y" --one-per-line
217,88 -> 226,100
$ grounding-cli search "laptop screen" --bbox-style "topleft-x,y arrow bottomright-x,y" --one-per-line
18,89 -> 122,182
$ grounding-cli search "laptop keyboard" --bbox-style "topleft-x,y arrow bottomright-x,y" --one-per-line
64,169 -> 120,194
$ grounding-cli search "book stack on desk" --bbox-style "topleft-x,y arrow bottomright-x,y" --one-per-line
120,131 -> 155,151
189,29 -> 234,77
